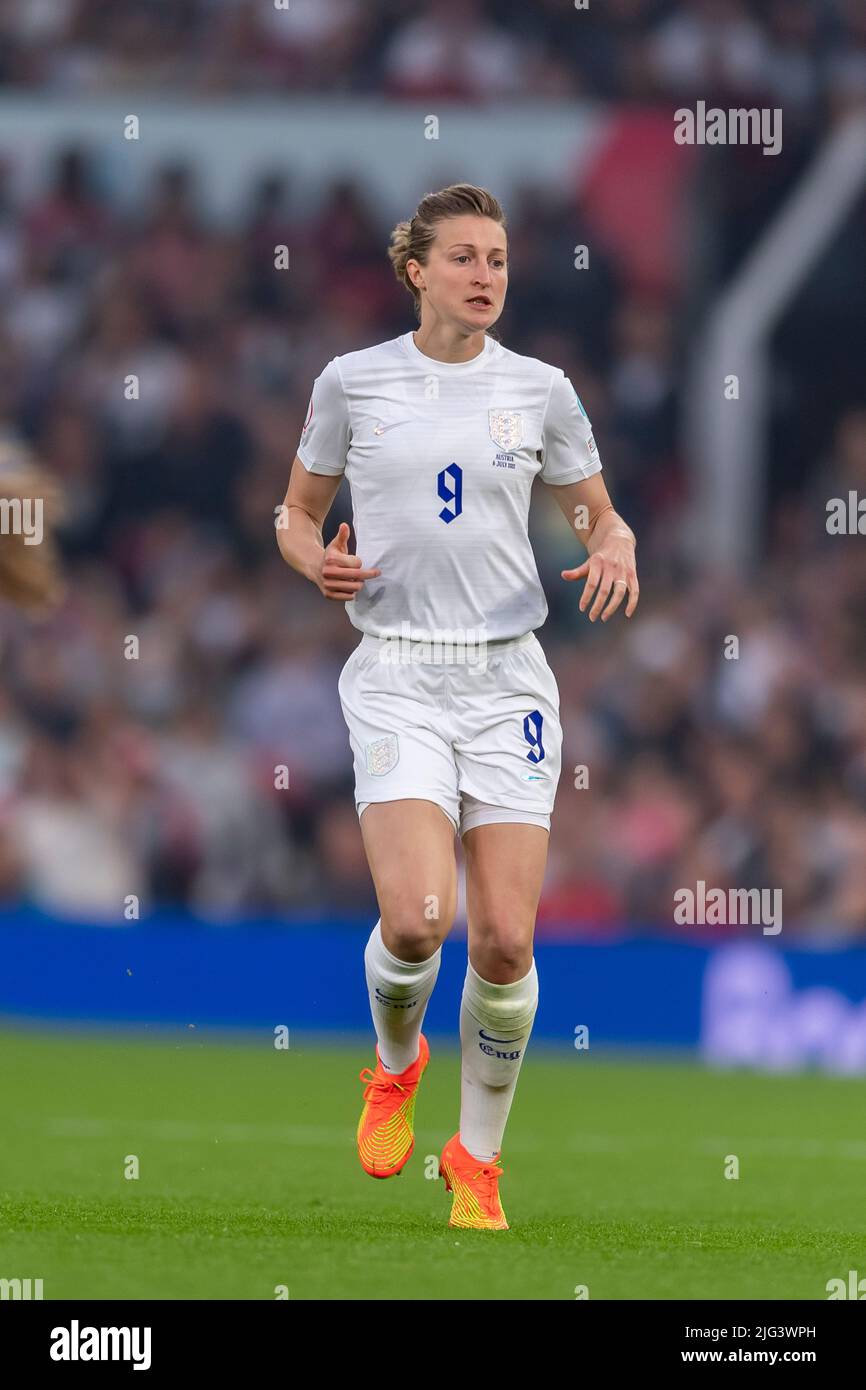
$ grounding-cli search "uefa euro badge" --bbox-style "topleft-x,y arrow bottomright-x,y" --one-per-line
488,409 -> 523,451
366,733 -> 399,776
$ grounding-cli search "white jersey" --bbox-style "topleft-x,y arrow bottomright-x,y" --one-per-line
296,330 -> 602,642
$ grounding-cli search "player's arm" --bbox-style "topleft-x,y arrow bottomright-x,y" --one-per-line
276,457 -> 381,602
543,471 -> 639,621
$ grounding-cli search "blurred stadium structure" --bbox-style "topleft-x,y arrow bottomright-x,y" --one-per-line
0,1 -> 865,1061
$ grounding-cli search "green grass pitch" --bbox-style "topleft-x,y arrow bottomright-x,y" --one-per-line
2,1027 -> 864,1300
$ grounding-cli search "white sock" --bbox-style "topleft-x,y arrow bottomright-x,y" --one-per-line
459,958 -> 538,1161
364,919 -> 441,1073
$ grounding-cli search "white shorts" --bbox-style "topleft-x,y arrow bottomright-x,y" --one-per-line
337,631 -> 562,838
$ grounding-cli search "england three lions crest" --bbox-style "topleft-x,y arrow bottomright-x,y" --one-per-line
366,733 -> 399,776
488,410 -> 523,451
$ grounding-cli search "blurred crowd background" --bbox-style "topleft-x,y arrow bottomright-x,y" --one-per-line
2,0 -> 866,110
0,0 -> 863,937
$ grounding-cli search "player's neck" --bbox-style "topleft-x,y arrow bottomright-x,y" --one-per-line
411,324 -> 486,365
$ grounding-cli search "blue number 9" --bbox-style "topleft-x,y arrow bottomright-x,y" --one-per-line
524,709 -> 545,764
438,462 -> 463,523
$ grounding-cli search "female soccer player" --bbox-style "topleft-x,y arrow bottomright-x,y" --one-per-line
278,184 -> 638,1230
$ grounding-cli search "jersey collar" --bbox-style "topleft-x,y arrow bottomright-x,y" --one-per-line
401,331 -> 496,373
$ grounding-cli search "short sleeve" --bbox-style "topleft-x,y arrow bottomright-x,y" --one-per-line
296,359 -> 350,476
539,370 -> 602,484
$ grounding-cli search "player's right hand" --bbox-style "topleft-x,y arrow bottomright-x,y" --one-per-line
315,522 -> 381,602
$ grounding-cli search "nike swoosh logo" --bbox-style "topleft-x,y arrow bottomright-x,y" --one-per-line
479,1029 -> 522,1044
372,420 -> 413,436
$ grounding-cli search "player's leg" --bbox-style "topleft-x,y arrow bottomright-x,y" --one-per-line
439,816 -> 548,1227
337,638 -> 461,1175
461,818 -> 547,1147
438,633 -> 560,1223
354,797 -> 457,1178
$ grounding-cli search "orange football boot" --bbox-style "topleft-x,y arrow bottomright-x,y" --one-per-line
438,1131 -> 508,1230
356,1034 -> 430,1178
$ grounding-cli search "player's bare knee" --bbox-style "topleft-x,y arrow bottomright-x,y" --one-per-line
381,906 -> 452,961
471,923 -> 533,979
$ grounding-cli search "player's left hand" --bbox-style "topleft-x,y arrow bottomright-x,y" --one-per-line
561,538 -> 639,622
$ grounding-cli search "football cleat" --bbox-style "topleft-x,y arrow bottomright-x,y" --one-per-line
356,1034 -> 430,1178
438,1131 -> 509,1230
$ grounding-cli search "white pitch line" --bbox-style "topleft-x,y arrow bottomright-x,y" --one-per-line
39,1118 -> 347,1145
24,1118 -> 866,1161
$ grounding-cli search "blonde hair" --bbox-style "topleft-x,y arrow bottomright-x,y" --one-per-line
387,183 -> 507,324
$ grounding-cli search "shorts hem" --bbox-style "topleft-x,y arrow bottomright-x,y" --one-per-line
459,807 -> 551,836
357,797 -> 458,835
356,796 -> 551,838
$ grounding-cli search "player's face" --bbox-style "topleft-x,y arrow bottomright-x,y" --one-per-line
423,215 -> 508,331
